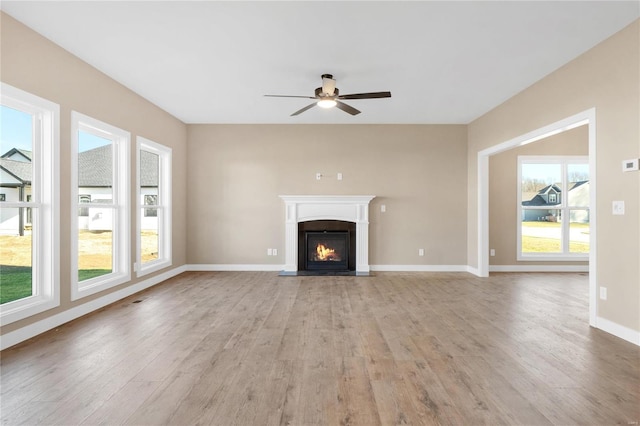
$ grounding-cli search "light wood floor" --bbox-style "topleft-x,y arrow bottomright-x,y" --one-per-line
1,272 -> 638,425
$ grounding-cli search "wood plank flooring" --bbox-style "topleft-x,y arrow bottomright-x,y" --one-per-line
1,271 -> 638,425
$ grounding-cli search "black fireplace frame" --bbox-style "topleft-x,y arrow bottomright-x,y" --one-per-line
305,231 -> 350,271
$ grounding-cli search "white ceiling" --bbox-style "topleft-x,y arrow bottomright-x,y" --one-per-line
2,1 -> 638,124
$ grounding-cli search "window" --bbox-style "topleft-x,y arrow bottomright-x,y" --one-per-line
71,112 -> 130,300
136,137 -> 172,276
0,83 -> 60,326
518,156 -> 589,260
144,195 -> 157,217
78,194 -> 91,216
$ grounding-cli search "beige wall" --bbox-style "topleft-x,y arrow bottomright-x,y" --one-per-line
186,124 -> 468,266
468,20 -> 639,332
489,125 -> 589,265
0,13 -> 188,335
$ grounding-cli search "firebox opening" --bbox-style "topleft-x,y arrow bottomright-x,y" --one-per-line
298,220 -> 356,272
305,231 -> 349,271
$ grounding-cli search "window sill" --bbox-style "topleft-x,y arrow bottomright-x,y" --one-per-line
517,254 -> 589,262
0,295 -> 60,326
71,272 -> 132,301
137,259 -> 172,278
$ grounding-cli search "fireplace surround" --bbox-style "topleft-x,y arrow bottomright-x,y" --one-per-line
279,195 -> 375,275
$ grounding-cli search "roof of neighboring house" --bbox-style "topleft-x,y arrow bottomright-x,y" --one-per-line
1,146 -> 159,188
140,150 -> 159,187
1,148 -> 32,162
0,158 -> 32,184
78,145 -> 158,187
538,184 -> 562,194
78,145 -> 112,187
570,180 -> 588,190
523,194 -> 559,207
523,181 -> 589,207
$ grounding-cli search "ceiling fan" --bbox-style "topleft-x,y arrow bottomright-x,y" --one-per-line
265,74 -> 391,116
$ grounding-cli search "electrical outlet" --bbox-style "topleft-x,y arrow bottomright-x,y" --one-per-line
622,158 -> 639,172
337,172 -> 343,180
600,287 -> 607,300
381,204 -> 386,213
267,248 -> 273,256
490,249 -> 495,257
418,248 -> 424,256
316,173 -> 322,180
272,248 -> 277,256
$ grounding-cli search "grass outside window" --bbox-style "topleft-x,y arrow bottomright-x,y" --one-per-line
0,230 -> 158,304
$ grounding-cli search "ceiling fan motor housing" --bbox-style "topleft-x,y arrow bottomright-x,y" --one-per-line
315,87 -> 339,99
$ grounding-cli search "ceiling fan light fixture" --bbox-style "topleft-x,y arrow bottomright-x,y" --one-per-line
317,99 -> 337,109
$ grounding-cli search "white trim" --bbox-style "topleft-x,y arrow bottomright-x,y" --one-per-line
595,317 -> 640,346
370,264 -> 470,272
0,83 -> 60,326
489,265 -> 589,272
70,112 -> 131,301
466,266 -> 481,276
477,108 -> 597,326
186,264 -> 284,272
0,265 -> 187,351
136,137 -> 172,277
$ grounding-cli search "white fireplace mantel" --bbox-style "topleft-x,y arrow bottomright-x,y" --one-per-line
279,195 -> 375,274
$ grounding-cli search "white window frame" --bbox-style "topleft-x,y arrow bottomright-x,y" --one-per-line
517,155 -> 589,261
71,112 -> 130,300
136,137 -> 172,277
0,83 -> 60,325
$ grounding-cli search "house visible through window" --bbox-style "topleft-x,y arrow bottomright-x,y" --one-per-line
0,83 -> 60,326
137,137 -> 172,276
71,111 -> 130,300
518,156 -> 589,260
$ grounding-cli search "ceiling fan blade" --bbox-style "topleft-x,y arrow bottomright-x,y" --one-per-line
335,101 -> 361,116
338,91 -> 391,100
291,103 -> 317,116
264,95 -> 316,99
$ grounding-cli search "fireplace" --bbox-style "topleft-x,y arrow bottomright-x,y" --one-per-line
280,195 -> 375,275
305,231 -> 349,271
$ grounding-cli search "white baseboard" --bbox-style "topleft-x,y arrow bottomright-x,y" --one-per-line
0,265 -> 187,351
489,264 -> 589,272
186,264 -> 283,272
370,265 -> 470,272
596,316 -> 640,346
466,266 -> 481,276
188,264 -> 471,273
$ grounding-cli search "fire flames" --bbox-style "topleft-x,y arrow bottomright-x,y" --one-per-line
315,244 -> 341,261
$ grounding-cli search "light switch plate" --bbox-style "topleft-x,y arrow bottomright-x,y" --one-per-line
612,201 -> 625,215
600,287 -> 607,300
